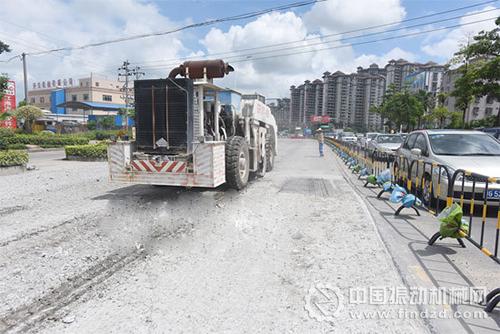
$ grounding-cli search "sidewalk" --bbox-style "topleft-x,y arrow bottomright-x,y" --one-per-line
332,150 -> 500,333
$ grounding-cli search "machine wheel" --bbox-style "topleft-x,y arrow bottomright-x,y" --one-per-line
256,148 -> 267,178
225,136 -> 250,190
265,143 -> 274,172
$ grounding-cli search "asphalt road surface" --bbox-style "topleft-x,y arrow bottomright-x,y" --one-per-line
0,140 -> 497,333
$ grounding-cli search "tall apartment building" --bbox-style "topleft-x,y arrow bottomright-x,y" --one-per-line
268,98 -> 291,129
385,59 -> 422,91
386,59 -> 445,94
441,68 -> 500,123
289,60 -> 452,131
292,64 -> 385,130
289,80 -> 323,127
290,85 -> 301,126
27,75 -> 128,120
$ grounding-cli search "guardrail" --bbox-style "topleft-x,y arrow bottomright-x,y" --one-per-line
405,159 -> 452,216
325,137 -> 500,313
428,169 -> 500,312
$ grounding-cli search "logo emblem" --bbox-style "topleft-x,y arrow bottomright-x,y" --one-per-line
156,138 -> 168,148
305,283 -> 344,322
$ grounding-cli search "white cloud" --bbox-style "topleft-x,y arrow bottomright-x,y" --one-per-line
421,5 -> 500,59
304,0 -> 406,34
0,0 -> 419,100
200,11 -> 356,97
0,0 -> 185,101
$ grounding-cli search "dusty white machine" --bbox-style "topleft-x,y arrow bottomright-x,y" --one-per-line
108,59 -> 277,189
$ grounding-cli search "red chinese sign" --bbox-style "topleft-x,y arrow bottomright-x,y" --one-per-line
0,80 -> 17,128
310,115 -> 331,124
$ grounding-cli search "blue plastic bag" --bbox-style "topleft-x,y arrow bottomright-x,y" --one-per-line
382,181 -> 394,192
377,169 -> 391,184
390,185 -> 407,204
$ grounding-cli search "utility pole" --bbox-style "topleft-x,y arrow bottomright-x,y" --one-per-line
118,61 -> 144,130
22,53 -> 28,102
462,35 -> 471,129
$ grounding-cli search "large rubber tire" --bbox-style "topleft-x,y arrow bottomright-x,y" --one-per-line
256,148 -> 267,178
265,143 -> 274,172
225,136 -> 250,190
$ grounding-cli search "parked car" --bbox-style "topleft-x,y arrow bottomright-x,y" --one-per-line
396,130 -> 500,206
340,132 -> 357,143
360,132 -> 379,148
367,134 -> 404,154
482,127 -> 500,139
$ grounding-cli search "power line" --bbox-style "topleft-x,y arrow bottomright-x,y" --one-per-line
131,0 -> 499,66
0,32 -> 107,72
136,7 -> 500,70
230,17 -> 498,64
22,0 -> 327,57
139,16 -> 497,71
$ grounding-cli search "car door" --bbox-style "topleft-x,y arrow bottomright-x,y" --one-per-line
400,133 -> 417,160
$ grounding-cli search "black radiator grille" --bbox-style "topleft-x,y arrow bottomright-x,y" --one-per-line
134,79 -> 193,153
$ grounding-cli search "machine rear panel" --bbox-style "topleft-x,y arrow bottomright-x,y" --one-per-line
135,78 -> 193,153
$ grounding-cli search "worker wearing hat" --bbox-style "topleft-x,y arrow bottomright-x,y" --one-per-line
316,128 -> 324,157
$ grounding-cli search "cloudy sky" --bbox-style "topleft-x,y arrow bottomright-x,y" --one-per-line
0,0 -> 499,102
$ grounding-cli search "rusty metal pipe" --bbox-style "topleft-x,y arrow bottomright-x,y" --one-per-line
168,59 -> 234,79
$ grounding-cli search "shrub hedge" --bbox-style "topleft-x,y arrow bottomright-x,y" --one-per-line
65,144 -> 107,160
3,134 -> 89,147
6,143 -> 27,150
0,150 -> 29,167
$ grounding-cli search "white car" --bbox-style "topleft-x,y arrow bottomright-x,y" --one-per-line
368,134 -> 404,154
341,132 -> 357,143
361,132 -> 379,148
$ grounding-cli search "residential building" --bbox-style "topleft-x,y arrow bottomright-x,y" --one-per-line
289,59 -> 451,130
268,98 -> 291,130
290,85 -> 301,126
403,61 -> 444,97
386,59 -> 445,94
441,68 -> 500,123
291,65 -> 385,130
27,75 -> 128,122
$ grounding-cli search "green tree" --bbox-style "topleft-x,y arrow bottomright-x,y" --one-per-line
449,111 -> 464,129
374,88 -> 424,132
453,17 -> 500,126
14,105 -> 44,133
118,107 -> 135,121
415,90 -> 435,128
100,116 -> 115,129
430,106 -> 452,128
450,66 -> 475,127
0,41 -> 10,54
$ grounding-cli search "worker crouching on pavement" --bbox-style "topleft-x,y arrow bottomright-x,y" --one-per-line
316,129 -> 324,157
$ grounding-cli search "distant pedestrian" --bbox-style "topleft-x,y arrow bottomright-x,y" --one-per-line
316,129 -> 324,157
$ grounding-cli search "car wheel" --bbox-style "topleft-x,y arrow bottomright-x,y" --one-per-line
422,174 -> 435,208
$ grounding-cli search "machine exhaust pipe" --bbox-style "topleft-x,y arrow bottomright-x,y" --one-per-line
168,59 -> 234,79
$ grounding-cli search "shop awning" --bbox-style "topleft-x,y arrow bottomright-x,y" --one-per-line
56,101 -> 126,111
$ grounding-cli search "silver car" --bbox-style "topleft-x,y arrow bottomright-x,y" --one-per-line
368,134 -> 404,154
360,132 -> 379,148
396,129 -> 500,205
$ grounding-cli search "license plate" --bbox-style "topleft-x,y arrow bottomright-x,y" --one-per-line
486,189 -> 500,200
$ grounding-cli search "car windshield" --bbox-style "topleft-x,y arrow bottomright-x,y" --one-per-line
429,133 -> 500,155
367,133 -> 378,139
376,135 -> 403,143
342,132 -> 354,137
